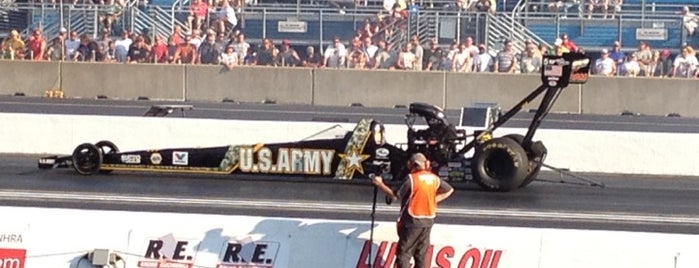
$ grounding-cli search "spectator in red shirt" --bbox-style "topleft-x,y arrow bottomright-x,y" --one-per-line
151,35 -> 169,63
173,36 -> 197,64
26,28 -> 46,60
560,33 -> 578,52
169,25 -> 184,47
187,0 -> 209,31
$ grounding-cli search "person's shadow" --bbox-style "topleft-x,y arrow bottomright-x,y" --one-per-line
198,217 -> 398,267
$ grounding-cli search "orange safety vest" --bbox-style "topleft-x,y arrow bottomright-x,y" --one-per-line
406,170 -> 440,219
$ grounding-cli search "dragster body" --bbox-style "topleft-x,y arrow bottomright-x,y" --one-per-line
38,53 -> 591,192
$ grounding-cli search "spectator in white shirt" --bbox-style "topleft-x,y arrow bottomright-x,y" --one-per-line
219,44 -> 239,70
673,45 -> 699,78
474,43 -> 493,72
324,37 -> 347,68
594,49 -> 616,76
65,30 -> 82,61
681,6 -> 698,36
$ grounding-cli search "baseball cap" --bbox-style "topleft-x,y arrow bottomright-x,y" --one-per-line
59,27 -> 67,33
601,48 -> 609,54
410,153 -> 429,169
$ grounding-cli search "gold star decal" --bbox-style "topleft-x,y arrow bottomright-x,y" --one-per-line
338,145 -> 370,177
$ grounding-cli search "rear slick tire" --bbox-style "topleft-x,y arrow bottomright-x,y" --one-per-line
472,137 -> 529,192
504,134 -> 547,188
72,143 -> 103,175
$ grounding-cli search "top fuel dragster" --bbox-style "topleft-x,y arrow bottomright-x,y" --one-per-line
38,53 -> 591,192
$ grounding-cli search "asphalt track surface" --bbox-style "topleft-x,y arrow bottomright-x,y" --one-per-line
2,96 -> 699,235
3,95 -> 699,133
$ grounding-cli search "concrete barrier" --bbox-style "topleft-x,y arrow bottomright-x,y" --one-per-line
445,72 -> 581,112
4,60 -> 699,116
583,76 -> 699,116
312,68 -> 446,107
0,60 -> 60,96
185,65 -> 314,103
4,206 -> 699,268
61,62 -> 186,100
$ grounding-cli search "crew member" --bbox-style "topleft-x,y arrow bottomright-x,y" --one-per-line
371,153 -> 454,268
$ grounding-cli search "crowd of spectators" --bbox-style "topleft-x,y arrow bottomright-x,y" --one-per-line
2,0 -> 699,78
3,25 -> 699,78
527,0 -> 624,19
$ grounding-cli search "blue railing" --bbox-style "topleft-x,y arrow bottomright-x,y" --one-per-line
516,2 -> 688,51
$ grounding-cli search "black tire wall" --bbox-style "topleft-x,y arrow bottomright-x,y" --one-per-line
472,137 -> 529,192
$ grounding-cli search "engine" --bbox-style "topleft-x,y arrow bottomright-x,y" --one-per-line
405,103 -> 466,167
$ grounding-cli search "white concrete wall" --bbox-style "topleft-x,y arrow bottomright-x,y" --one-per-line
2,113 -> 697,176
1,206 -> 697,268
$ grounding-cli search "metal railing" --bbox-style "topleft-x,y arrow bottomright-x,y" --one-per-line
8,1 -> 495,50
508,1 -> 690,51
4,3 -> 130,37
131,5 -> 178,38
485,12 -> 550,55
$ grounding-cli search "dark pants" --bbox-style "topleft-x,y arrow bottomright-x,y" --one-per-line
396,225 -> 432,268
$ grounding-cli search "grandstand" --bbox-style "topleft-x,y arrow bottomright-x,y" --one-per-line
518,0 -> 697,52
0,0 -> 696,57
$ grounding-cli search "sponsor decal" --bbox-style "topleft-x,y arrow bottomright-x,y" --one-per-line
121,154 -> 142,164
375,148 -> 390,160
338,145 -> 370,176
355,241 -> 502,268
150,153 -> 163,165
238,146 -> 334,175
447,162 -> 462,168
217,238 -> 281,268
173,152 -> 189,166
138,235 -> 198,268
0,248 -> 26,268
336,118 -> 372,179
438,166 -> 450,177
38,158 -> 55,165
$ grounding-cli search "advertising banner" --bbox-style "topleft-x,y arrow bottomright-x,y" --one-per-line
1,206 -> 699,268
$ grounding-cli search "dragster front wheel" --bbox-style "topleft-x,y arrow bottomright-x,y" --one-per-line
95,140 -> 119,154
95,140 -> 119,174
472,137 -> 529,192
71,143 -> 103,175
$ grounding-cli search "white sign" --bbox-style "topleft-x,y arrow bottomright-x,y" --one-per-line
278,21 -> 307,33
636,28 -> 667,40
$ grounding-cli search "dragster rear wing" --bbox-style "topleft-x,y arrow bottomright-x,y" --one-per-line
457,52 -> 592,154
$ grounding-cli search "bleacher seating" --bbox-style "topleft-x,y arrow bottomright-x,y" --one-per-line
0,9 -> 29,34
527,20 -> 684,51
496,0 -> 519,13
522,0 -> 691,52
